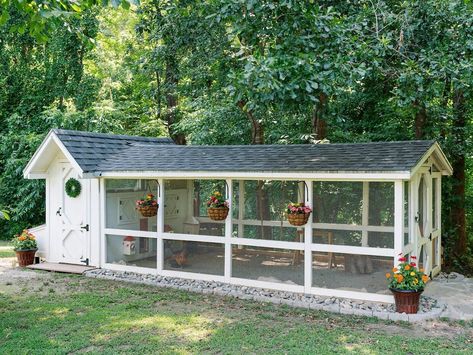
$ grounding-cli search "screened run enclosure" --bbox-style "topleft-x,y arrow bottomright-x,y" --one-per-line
24,130 -> 453,303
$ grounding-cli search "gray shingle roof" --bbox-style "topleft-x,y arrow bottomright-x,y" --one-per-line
53,130 -> 435,174
53,129 -> 174,173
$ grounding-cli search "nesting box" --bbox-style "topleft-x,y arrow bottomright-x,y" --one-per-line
123,236 -> 136,255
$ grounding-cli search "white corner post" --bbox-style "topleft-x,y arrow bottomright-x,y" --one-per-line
394,180 -> 404,265
99,178 -> 106,267
304,180 -> 313,293
361,182 -> 369,247
157,178 -> 164,273
225,179 -> 233,282
409,174 -> 418,260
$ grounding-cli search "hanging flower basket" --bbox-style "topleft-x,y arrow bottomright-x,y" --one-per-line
386,254 -> 429,314
206,191 -> 229,221
286,202 -> 312,226
136,194 -> 158,217
207,207 -> 229,221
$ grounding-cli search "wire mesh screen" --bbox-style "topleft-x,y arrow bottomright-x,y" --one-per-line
313,182 -> 363,224
368,182 -> 394,226
163,179 -> 226,237
312,252 -> 392,294
232,180 -> 303,241
232,246 -> 304,285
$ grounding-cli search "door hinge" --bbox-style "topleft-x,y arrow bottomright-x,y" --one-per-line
80,224 -> 89,232
80,258 -> 89,266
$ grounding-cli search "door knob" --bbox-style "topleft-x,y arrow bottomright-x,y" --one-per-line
80,224 -> 89,232
56,207 -> 62,216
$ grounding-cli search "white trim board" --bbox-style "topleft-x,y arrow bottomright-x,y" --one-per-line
93,171 -> 411,180
23,131 -> 84,179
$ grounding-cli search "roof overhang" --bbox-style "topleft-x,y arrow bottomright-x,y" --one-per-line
89,170 -> 412,181
23,131 -> 84,179
410,142 -> 453,176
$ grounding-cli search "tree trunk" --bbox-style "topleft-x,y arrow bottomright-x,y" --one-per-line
312,92 -> 328,140
414,100 -> 427,139
236,100 -> 271,238
450,89 -> 467,255
237,100 -> 264,144
165,56 -> 186,145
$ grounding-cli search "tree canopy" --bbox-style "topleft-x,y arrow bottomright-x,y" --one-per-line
0,0 -> 472,273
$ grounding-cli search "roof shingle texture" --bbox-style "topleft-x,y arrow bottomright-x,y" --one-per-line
54,129 -> 435,174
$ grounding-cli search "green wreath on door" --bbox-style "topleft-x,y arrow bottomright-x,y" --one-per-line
65,178 -> 81,198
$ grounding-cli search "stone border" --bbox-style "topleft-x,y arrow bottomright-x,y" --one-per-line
84,269 -> 445,323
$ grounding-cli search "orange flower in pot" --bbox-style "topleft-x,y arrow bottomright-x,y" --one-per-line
12,230 -> 38,267
386,255 -> 429,314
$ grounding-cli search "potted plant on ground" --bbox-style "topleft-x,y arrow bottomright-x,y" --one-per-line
386,254 -> 429,314
12,230 -> 38,267
206,191 -> 229,221
286,202 -> 312,226
136,194 -> 158,217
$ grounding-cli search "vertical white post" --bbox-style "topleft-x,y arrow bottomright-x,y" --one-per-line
238,180 -> 244,236
304,180 -> 313,293
436,176 -> 442,270
361,181 -> 369,247
99,178 -> 106,267
237,180 -> 244,249
157,178 -> 164,273
409,175 -> 418,258
225,179 -> 233,282
394,180 -> 404,266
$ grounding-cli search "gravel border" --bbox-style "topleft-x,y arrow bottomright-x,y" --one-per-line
84,269 -> 445,323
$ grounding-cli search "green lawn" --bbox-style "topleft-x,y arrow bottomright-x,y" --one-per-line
0,240 -> 14,258
0,271 -> 472,354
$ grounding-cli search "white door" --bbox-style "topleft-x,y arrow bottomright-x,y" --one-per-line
53,162 -> 89,264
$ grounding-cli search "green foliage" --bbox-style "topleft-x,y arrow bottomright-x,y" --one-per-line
11,229 -> 37,251
65,178 -> 82,198
1,1 -> 472,272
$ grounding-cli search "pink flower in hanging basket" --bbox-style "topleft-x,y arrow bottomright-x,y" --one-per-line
286,202 -> 312,215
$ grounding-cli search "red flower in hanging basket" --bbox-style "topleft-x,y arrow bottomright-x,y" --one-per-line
206,191 -> 229,221
136,194 -> 158,217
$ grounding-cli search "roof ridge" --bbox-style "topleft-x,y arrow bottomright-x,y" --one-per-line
127,140 -> 435,148
52,129 -> 172,142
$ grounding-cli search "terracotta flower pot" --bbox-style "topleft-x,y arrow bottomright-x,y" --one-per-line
207,207 -> 229,221
15,249 -> 38,267
288,212 -> 311,226
390,288 -> 423,314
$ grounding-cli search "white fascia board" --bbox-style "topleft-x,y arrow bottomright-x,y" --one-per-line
96,170 -> 411,181
23,130 -> 54,179
51,134 -> 84,177
410,142 -> 453,177
23,131 -> 84,179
